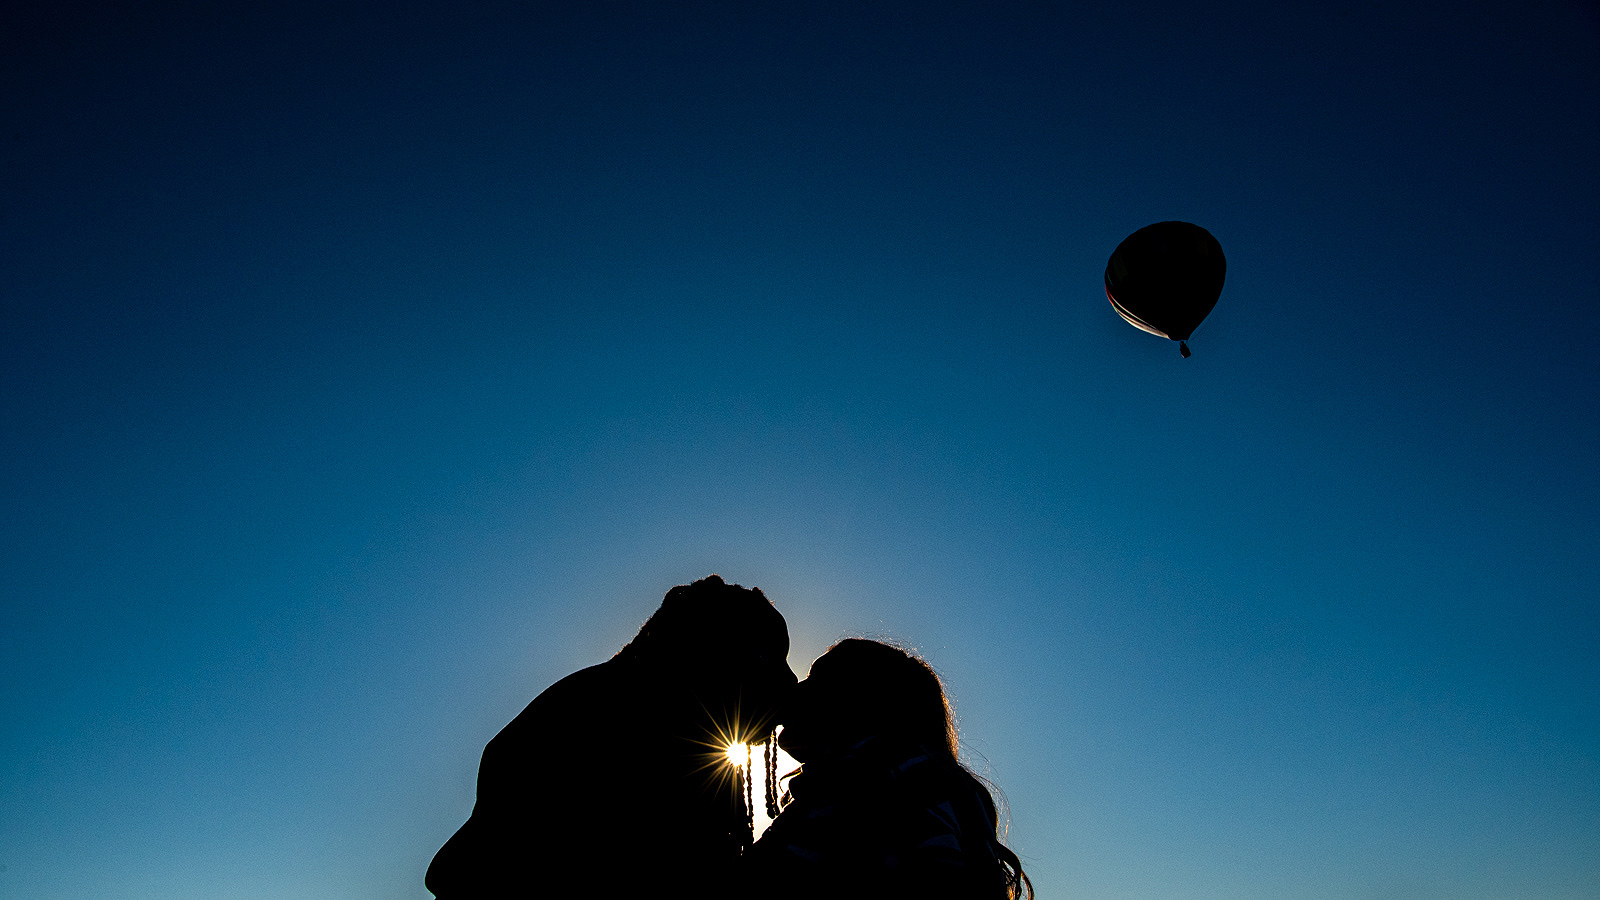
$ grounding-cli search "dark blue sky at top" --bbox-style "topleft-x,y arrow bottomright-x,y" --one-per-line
2,3 -> 1597,899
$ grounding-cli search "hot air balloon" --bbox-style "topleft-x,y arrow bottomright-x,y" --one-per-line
1105,221 -> 1225,357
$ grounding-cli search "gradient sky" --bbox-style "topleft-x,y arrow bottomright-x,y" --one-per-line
3,3 -> 1597,899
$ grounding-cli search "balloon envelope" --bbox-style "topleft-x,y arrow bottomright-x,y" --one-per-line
1104,221 -> 1226,345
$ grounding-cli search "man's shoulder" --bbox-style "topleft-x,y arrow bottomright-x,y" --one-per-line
543,659 -> 626,699
507,660 -> 624,724
494,658 -> 658,746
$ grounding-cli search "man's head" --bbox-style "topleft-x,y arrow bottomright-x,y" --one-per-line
619,575 -> 796,740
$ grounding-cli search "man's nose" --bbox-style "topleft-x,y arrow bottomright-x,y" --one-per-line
774,678 -> 807,723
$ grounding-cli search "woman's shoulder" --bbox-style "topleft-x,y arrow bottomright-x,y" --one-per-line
781,737 -> 998,842
853,737 -> 975,795
751,740 -> 1009,899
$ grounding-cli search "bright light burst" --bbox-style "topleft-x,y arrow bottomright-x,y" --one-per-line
716,735 -> 797,840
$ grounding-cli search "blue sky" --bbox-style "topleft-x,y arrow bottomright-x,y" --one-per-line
3,3 -> 1597,898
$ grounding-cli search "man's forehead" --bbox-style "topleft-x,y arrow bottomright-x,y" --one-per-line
723,607 -> 788,644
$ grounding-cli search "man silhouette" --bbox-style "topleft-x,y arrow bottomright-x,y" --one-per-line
426,575 -> 796,898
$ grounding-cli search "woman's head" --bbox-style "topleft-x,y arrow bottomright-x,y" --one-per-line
778,638 -> 957,762
776,638 -> 1034,899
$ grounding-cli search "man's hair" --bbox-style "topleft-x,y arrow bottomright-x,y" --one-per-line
616,573 -> 782,664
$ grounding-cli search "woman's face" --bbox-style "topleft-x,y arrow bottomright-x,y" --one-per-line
776,653 -> 864,762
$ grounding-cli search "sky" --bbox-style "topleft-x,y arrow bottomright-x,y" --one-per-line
2,2 -> 1597,898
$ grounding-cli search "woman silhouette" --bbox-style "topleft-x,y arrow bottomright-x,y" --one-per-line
745,639 -> 1032,900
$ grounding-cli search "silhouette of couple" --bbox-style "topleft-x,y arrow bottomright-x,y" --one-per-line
427,575 -> 1031,899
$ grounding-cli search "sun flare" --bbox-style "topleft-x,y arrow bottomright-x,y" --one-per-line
716,736 -> 798,841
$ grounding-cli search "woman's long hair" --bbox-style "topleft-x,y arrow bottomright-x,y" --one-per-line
814,639 -> 1034,900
